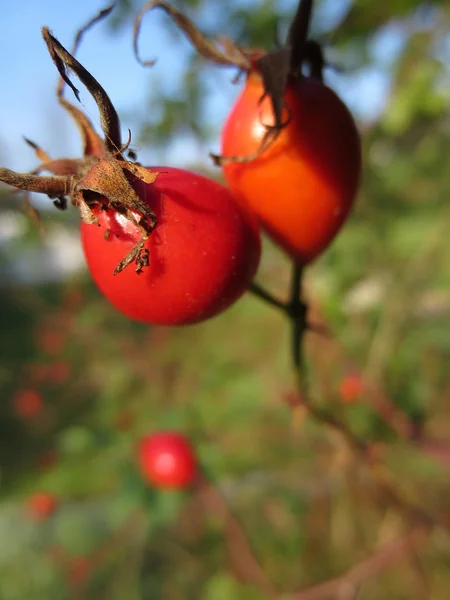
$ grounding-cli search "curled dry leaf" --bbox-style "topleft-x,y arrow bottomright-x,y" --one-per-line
0,19 -> 159,274
133,0 -> 252,70
133,0 -> 322,165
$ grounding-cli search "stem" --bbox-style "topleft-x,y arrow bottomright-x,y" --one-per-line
283,261 -> 445,530
290,262 -> 304,368
249,281 -> 287,312
197,472 -> 278,598
250,264 -> 447,533
286,0 -> 314,69
283,528 -> 427,600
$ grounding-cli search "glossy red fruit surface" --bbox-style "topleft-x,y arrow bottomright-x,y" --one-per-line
81,167 -> 260,325
221,72 -> 361,264
137,432 -> 197,489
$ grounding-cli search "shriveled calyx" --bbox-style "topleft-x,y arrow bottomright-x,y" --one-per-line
0,24 -> 159,274
133,0 -> 324,165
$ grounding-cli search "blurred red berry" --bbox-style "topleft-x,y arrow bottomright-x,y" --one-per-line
26,492 -> 57,520
13,389 -> 43,418
48,361 -> 71,384
36,328 -> 65,356
67,556 -> 90,586
283,390 -> 302,408
26,362 -> 48,383
37,450 -> 58,471
62,287 -> 84,311
137,432 -> 198,489
339,373 -> 364,404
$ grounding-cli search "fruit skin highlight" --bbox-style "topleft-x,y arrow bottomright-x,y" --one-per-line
137,432 -> 198,489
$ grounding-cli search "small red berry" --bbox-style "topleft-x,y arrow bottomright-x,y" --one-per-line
26,363 -> 49,383
36,327 -> 65,355
26,492 -> 58,520
62,287 -> 84,311
339,373 -> 364,404
48,361 -> 71,384
67,556 -> 90,586
37,450 -> 58,471
137,432 -> 197,489
13,389 -> 43,418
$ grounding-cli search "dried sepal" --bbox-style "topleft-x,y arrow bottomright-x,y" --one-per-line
75,156 -> 156,220
286,0 -> 313,70
113,240 -> 149,276
133,0 -> 251,70
211,49 -> 293,167
210,126 -> 283,167
74,191 -> 99,226
122,162 -> 159,185
0,168 -> 70,197
52,5 -> 114,157
56,1 -> 116,99
215,0 -> 315,165
256,49 -> 292,129
0,26 -> 159,275
23,138 -> 52,163
132,0 -> 319,166
42,27 -> 122,156
40,28 -> 161,271
59,97 -> 105,157
20,193 -> 45,238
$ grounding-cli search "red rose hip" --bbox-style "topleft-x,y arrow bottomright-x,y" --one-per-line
137,431 -> 198,489
81,167 -> 261,326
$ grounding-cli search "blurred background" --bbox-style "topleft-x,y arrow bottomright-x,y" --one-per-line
1,0 -> 450,598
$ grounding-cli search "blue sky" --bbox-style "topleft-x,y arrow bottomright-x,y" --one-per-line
0,0 -> 396,176
0,1 -> 160,170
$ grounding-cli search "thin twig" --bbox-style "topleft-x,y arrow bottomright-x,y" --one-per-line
290,263 -> 306,371
250,268 -> 446,531
249,281 -> 287,311
309,301 -> 416,440
197,474 -> 278,599
287,0 -> 313,69
133,0 -> 250,70
282,528 -> 426,600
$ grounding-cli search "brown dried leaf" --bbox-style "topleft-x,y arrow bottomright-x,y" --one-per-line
256,48 -> 292,128
133,0 -> 250,70
42,27 -> 122,155
122,162 -> 159,184
59,98 -> 105,157
74,191 -> 99,225
56,2 -> 116,98
210,127 -> 280,166
23,137 -> 52,163
113,238 -> 147,275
